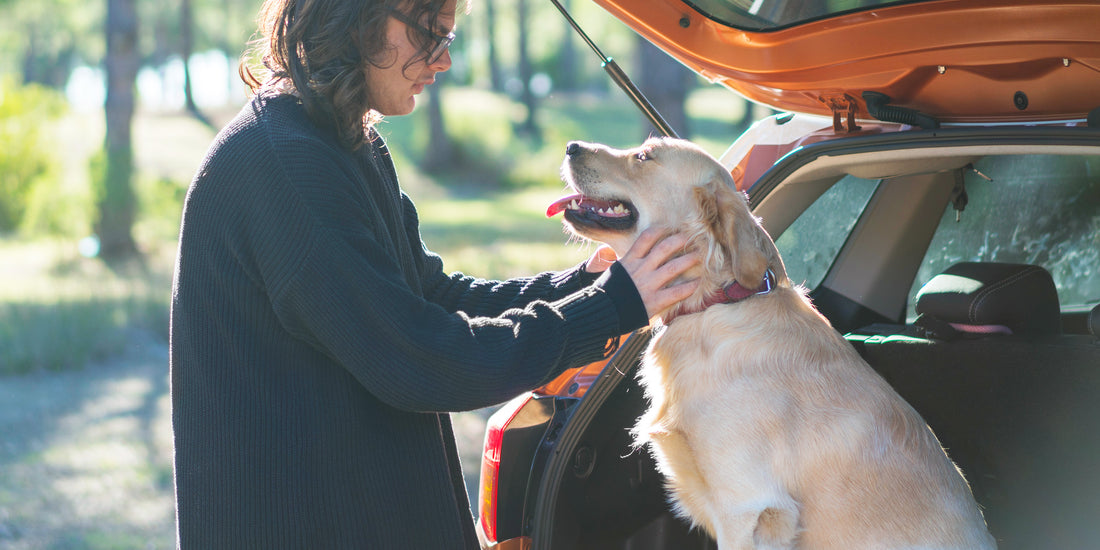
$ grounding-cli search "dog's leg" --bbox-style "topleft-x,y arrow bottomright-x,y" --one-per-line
646,428 -> 715,532
709,496 -> 800,550
681,394 -> 802,549
649,425 -> 801,550
751,503 -> 800,549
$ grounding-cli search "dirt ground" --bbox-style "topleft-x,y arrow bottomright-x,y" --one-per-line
0,333 -> 491,549
0,331 -> 174,550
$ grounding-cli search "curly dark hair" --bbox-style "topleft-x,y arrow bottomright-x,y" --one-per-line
241,0 -> 455,150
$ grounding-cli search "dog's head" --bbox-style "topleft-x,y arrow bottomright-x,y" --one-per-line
549,137 -> 787,315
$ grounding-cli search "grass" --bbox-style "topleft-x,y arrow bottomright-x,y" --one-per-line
0,241 -> 173,375
415,186 -> 596,277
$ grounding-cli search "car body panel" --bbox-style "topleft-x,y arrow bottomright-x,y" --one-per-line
589,0 -> 1100,123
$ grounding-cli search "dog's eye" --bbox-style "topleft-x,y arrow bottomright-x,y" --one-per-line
636,151 -> 652,161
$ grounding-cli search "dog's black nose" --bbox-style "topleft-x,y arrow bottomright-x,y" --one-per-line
566,142 -> 582,157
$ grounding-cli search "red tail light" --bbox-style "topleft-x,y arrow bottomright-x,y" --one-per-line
478,393 -> 531,544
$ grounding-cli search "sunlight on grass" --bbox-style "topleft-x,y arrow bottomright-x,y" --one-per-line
0,240 -> 173,374
438,241 -> 595,280
1,363 -> 176,549
415,187 -> 595,278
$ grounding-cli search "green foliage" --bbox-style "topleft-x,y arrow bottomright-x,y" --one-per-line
0,0 -> 103,80
0,78 -> 66,233
135,175 -> 187,242
385,86 -> 682,192
19,170 -> 91,237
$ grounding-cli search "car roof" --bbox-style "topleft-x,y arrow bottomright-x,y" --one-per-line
591,0 -> 1100,124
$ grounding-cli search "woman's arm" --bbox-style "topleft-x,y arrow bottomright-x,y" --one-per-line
402,194 -> 601,318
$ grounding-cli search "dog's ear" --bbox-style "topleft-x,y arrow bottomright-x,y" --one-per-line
694,176 -> 770,286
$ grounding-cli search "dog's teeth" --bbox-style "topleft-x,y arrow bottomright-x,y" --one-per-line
569,200 -> 580,210
613,205 -> 625,214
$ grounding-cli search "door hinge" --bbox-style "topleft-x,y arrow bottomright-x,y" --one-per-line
819,93 -> 862,133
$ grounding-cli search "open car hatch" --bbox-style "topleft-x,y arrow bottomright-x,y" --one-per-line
589,0 -> 1100,125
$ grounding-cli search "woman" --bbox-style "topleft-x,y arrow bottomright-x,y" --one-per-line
169,0 -> 699,547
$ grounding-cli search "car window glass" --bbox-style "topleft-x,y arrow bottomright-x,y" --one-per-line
908,154 -> 1100,318
774,175 -> 878,289
687,0 -> 929,31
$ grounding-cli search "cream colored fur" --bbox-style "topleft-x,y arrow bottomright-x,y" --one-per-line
558,137 -> 996,549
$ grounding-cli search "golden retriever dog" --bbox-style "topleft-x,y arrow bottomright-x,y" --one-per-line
547,137 -> 996,549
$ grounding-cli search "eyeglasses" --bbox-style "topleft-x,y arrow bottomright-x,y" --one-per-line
387,9 -> 455,65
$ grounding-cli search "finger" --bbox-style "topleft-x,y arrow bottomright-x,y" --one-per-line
645,233 -> 693,268
658,277 -> 701,304
647,277 -> 701,319
622,227 -> 669,263
621,231 -> 691,280
626,237 -> 697,289
654,252 -> 702,287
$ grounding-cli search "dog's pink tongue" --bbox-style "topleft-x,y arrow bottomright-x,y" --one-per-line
546,193 -> 584,217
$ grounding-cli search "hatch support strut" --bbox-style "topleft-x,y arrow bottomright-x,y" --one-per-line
549,0 -> 680,139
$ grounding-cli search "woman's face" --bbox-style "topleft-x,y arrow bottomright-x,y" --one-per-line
369,1 -> 457,116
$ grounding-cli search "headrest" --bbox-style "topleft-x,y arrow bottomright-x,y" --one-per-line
915,262 -> 1061,338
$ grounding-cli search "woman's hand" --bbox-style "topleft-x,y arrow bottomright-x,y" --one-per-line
583,245 -> 619,274
587,228 -> 701,319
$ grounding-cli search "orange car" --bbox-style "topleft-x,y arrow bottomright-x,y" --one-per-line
477,1 -> 1100,548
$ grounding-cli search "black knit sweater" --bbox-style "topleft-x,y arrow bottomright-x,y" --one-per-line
169,93 -> 647,548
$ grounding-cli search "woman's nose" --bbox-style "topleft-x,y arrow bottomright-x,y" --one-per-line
429,48 -> 452,71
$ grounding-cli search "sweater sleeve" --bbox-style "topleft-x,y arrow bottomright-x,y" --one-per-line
400,193 -> 603,318
252,151 -> 644,414
272,222 -> 638,413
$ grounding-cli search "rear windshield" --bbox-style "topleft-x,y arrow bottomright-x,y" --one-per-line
909,154 -> 1100,315
685,0 -> 929,31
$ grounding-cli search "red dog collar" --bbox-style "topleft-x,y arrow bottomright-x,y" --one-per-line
663,269 -> 776,325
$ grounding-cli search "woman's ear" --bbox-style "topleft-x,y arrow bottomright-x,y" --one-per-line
694,177 -> 769,286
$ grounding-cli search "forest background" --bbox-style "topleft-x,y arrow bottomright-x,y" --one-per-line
0,0 -> 764,547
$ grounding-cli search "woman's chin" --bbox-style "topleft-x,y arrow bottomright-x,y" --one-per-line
377,97 -> 417,117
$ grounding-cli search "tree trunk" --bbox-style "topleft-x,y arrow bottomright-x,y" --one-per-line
99,0 -> 141,262
636,37 -> 693,139
22,25 -> 40,85
21,23 -> 74,89
421,73 -> 456,174
181,0 -> 197,113
516,0 -> 539,137
485,0 -> 503,93
557,0 -> 577,91
180,0 -> 213,127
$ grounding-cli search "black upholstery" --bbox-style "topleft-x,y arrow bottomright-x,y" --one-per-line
1089,302 -> 1100,339
914,262 -> 1061,337
845,263 -> 1100,549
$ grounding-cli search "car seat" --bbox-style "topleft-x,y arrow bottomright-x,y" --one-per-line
912,262 -> 1061,338
1089,302 -> 1100,341
845,262 -> 1100,550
